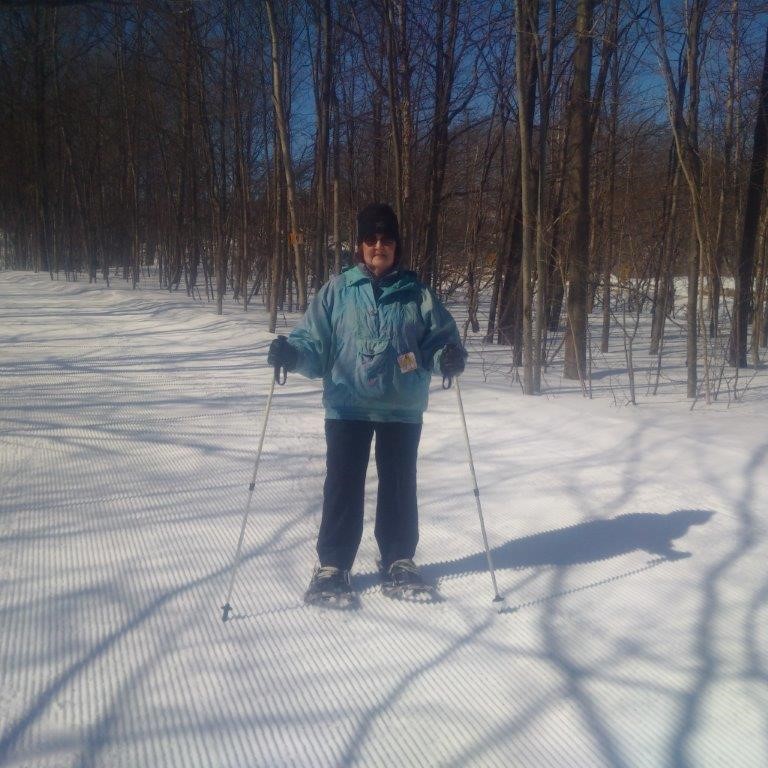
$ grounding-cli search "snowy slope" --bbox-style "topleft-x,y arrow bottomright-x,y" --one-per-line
1,272 -> 767,768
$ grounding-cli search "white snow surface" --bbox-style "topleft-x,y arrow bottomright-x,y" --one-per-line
1,271 -> 767,768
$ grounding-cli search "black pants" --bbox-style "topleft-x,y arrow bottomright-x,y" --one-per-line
318,419 -> 423,571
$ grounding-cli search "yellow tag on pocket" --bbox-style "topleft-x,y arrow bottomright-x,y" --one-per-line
397,352 -> 418,373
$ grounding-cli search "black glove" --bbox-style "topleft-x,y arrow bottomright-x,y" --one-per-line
440,343 -> 467,377
267,335 -> 298,372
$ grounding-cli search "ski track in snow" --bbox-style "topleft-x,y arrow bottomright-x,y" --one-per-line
1,272 -> 767,767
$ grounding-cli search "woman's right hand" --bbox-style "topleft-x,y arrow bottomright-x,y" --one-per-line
267,336 -> 298,372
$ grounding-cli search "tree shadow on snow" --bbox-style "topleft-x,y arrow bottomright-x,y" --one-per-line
355,509 -> 714,592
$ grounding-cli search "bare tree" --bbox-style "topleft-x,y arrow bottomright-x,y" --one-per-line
563,0 -> 594,383
731,24 -> 768,368
265,0 -> 307,311
709,0 -> 739,338
652,0 -> 709,399
309,0 -> 334,288
417,0 -> 461,290
515,0 -> 539,394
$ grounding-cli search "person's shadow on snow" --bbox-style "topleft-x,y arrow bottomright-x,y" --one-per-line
425,508 -> 714,582
356,509 -> 714,590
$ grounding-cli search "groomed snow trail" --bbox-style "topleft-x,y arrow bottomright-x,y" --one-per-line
1,272 -> 767,768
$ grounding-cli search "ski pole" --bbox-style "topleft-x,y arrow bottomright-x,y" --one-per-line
445,373 -> 504,604
221,359 -> 286,622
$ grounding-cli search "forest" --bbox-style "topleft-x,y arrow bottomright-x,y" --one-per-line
1,0 -> 767,397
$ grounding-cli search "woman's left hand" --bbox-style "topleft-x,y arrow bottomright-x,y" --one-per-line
439,344 -> 467,377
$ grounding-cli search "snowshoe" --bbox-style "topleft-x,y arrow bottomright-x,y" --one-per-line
380,559 -> 439,602
304,566 -> 358,609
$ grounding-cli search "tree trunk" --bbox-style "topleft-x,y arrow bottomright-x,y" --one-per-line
332,91 -> 342,275
546,134 -> 568,333
710,0 -> 739,338
515,0 -> 539,394
312,0 -> 333,288
270,152 -> 285,334
652,0 -> 708,399
563,0 -> 594,382
650,148 -> 681,357
531,0 -> 558,391
265,0 -> 307,310
730,25 -> 768,368
33,5 -> 52,276
417,0 -> 460,289
383,0 -> 413,268
598,0 -> 620,354
753,209 -> 768,355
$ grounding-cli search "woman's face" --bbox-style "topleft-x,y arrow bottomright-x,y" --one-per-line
359,234 -> 396,277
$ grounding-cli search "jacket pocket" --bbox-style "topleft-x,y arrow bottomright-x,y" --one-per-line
355,337 -> 390,397
393,355 -> 429,405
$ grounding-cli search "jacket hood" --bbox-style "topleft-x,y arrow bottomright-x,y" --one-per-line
343,264 -> 419,294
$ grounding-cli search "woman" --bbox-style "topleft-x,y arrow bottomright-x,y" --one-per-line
268,203 -> 466,605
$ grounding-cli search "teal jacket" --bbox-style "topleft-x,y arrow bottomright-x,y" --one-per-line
287,265 -> 462,423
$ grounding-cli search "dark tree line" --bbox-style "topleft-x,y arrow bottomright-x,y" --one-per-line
1,0 -> 767,395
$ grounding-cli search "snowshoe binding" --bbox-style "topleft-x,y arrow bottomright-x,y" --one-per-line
304,566 -> 357,609
380,559 -> 439,602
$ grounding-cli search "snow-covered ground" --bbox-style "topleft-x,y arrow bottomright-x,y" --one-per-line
1,270 -> 767,768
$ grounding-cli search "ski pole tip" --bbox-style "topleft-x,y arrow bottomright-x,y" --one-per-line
221,603 -> 232,622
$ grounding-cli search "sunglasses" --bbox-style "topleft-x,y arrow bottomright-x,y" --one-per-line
362,235 -> 396,248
